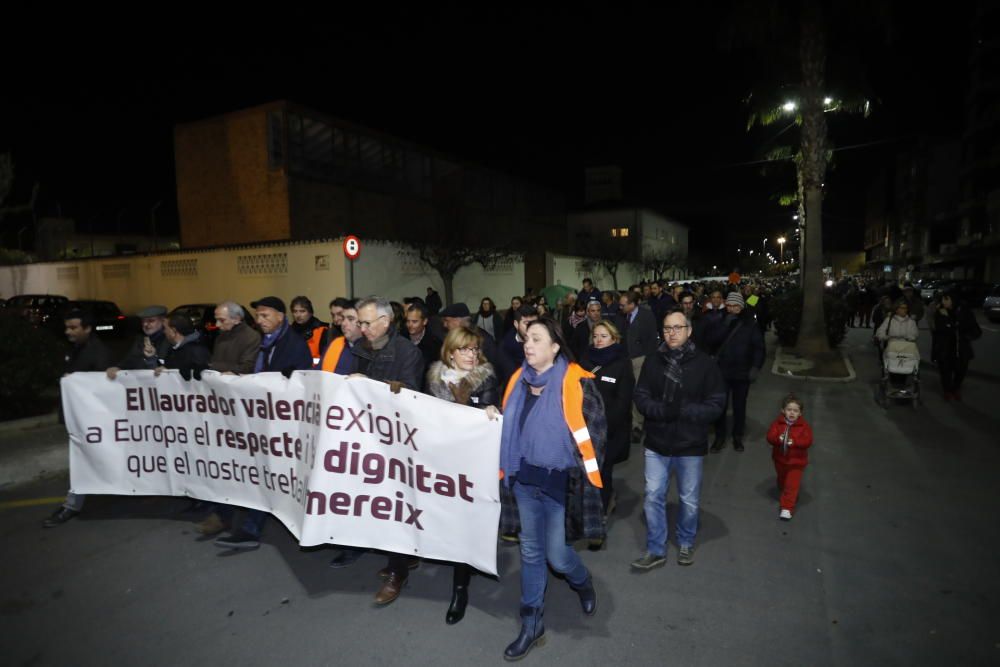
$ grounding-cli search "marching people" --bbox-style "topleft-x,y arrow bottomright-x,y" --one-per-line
579,319 -> 634,530
708,293 -> 765,453
156,313 -> 211,377
211,296 -> 312,552
106,305 -> 171,378
498,317 -> 606,660
631,310 -> 726,570
289,296 -> 329,365
44,309 -> 112,528
933,291 -> 982,401
474,297 -> 504,342
502,296 -> 524,337
425,326 -> 500,624
765,393 -> 814,521
404,302 -> 443,372
208,301 -> 261,375
570,299 -> 604,360
618,290 -> 659,442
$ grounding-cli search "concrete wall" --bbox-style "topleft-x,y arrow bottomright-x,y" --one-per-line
546,252 -> 643,293
0,239 -> 530,315
349,242 -> 526,306
0,241 -> 347,316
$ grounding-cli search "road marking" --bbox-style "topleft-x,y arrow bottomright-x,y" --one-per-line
0,496 -> 65,511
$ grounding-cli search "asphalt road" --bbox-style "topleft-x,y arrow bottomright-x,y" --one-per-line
1,323 -> 998,667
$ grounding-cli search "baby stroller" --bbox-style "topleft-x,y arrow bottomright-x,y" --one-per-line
876,339 -> 921,408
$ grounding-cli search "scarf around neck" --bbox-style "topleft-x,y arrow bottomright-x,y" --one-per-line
500,355 -> 573,482
586,342 -> 625,368
255,319 -> 288,372
663,339 -> 696,402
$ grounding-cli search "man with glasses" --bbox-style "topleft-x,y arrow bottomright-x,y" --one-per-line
335,296 -> 425,606
631,310 -> 726,570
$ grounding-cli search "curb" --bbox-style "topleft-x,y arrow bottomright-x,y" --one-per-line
0,411 -> 60,435
770,346 -> 857,383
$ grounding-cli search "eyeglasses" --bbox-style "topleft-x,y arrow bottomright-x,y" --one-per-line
663,325 -> 690,334
358,315 -> 387,329
455,346 -> 480,354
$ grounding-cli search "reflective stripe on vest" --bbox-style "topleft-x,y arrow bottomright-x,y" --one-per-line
320,336 -> 347,373
307,327 -> 328,365
502,363 -> 603,488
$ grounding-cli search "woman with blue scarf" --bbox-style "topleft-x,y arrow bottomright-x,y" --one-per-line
580,319 -> 634,526
499,317 -> 607,661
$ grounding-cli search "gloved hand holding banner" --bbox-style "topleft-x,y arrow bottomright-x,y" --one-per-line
62,370 -> 503,575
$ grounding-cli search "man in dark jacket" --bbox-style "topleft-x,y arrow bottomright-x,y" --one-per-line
335,296 -> 425,605
497,305 -> 538,390
630,311 -> 726,570
44,309 -> 112,527
404,302 -> 441,383
106,305 -> 171,379
619,291 -> 659,440
213,296 -> 312,553
159,313 -> 211,377
209,301 -> 260,374
708,293 -> 766,452
425,287 -> 443,316
571,299 -> 604,360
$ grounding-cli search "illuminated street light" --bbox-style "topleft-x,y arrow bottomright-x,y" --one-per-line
824,97 -> 833,105
778,236 -> 787,263
783,101 -> 797,112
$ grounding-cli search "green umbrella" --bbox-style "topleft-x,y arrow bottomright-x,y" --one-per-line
539,284 -> 577,307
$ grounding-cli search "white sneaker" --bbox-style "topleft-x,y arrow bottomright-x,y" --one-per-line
779,509 -> 792,521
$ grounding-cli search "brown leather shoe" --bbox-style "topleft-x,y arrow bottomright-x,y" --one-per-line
374,573 -> 407,606
195,513 -> 227,536
377,558 -> 420,580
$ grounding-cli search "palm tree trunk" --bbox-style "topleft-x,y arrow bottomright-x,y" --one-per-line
795,0 -> 831,357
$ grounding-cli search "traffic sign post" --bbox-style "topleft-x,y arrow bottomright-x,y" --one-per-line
343,236 -> 361,298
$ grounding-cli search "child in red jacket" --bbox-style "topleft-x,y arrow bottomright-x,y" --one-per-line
765,393 -> 813,521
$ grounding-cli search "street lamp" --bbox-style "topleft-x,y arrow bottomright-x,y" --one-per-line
778,236 -> 786,263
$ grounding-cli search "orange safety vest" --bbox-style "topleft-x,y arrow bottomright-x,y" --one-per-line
306,327 -> 328,365
502,363 -> 603,488
319,336 -> 346,373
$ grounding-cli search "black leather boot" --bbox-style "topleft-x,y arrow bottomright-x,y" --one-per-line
503,605 -> 545,661
446,585 -> 469,625
571,576 -> 597,616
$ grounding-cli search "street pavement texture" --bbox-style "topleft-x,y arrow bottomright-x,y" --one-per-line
1,321 -> 998,667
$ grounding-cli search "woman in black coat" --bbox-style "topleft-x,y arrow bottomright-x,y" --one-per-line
933,292 -> 982,401
579,319 -> 634,520
425,326 -> 499,625
474,297 -> 504,342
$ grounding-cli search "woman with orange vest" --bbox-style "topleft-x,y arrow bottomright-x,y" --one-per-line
498,317 -> 607,661
289,296 -> 328,366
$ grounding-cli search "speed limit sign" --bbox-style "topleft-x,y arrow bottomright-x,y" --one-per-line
343,235 -> 361,260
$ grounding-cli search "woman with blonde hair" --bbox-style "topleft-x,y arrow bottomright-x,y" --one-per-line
426,326 -> 499,624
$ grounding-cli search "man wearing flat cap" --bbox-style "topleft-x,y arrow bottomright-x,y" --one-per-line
212,296 -> 312,552
707,292 -> 765,453
105,305 -> 171,379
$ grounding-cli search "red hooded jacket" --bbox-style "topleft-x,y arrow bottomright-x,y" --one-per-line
766,415 -> 813,466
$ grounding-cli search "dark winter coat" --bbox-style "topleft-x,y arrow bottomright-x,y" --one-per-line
634,343 -> 727,457
426,291 -> 443,316
117,329 -> 171,370
580,346 -> 634,465
933,306 -> 981,362
707,312 -> 766,380
209,322 -> 260,374
259,324 -> 313,375
413,331 -> 443,370
473,311 -> 504,341
163,333 -> 212,374
65,336 -> 111,373
571,319 -> 598,360
352,329 -> 425,391
622,305 -> 659,359
500,375 -> 607,543
426,361 -> 499,409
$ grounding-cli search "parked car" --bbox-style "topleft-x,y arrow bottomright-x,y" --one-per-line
983,284 -> 1000,323
67,300 -> 135,337
920,280 -> 944,302
3,294 -> 71,333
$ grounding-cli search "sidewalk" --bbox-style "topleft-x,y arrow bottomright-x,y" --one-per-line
0,415 -> 69,491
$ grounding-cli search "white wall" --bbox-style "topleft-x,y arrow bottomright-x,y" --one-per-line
349,242 -> 526,306
0,238 -> 527,315
547,252 -> 643,293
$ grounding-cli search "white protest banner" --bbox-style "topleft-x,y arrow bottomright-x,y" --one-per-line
62,370 -> 502,575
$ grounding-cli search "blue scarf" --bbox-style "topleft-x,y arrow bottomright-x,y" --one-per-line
500,355 -> 575,483
255,319 -> 289,373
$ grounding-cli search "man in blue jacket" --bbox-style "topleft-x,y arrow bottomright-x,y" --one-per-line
213,296 -> 312,551
631,310 -> 726,569
708,293 -> 766,453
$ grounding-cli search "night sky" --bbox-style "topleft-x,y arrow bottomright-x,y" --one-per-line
0,5 -> 974,258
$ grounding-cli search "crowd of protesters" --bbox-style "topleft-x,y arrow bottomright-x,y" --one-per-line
44,268 -> 982,660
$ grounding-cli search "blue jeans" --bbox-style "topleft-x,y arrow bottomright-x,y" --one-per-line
215,504 -> 267,538
514,481 -> 590,609
643,450 -> 703,555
